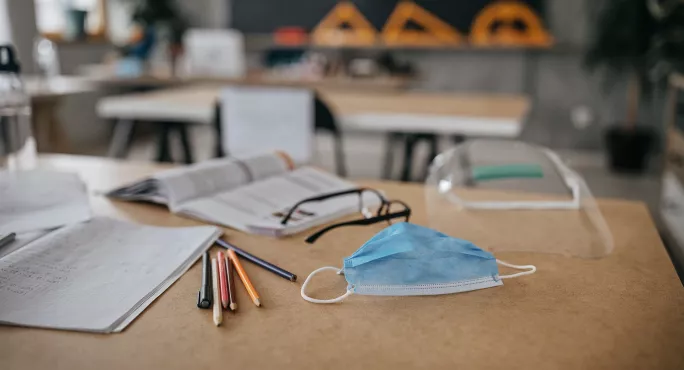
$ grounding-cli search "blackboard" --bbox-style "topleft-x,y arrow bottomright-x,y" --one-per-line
231,0 -> 545,34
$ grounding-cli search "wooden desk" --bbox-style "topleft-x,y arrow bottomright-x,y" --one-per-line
661,73 -> 684,276
1,155 -> 682,370
24,75 -> 96,153
320,90 -> 529,136
97,84 -> 528,135
80,66 -> 412,91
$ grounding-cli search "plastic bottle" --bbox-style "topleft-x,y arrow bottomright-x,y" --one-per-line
0,44 -> 36,170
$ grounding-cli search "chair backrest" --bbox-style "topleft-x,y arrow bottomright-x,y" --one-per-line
218,86 -> 314,164
313,92 -> 339,134
182,29 -> 246,78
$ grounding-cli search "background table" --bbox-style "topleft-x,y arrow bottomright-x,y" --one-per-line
97,84 -> 529,179
0,155 -> 682,370
25,75 -> 95,153
78,64 -> 413,91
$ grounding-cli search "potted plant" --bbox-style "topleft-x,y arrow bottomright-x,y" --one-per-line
123,0 -> 188,61
585,0 -> 684,173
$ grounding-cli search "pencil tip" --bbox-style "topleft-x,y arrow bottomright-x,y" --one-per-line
255,299 -> 261,307
230,303 -> 237,311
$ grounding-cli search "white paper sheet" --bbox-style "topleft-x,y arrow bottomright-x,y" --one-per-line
183,29 -> 246,78
0,170 -> 92,234
0,217 -> 221,333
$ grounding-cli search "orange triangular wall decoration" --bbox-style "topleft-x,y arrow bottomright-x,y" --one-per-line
312,1 -> 377,46
470,1 -> 553,47
382,1 -> 462,46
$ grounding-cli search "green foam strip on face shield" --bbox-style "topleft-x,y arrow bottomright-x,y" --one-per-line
471,164 -> 544,181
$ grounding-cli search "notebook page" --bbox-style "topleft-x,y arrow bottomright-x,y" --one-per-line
0,230 -> 52,260
154,153 -> 290,211
0,218 -> 220,332
0,171 -> 92,234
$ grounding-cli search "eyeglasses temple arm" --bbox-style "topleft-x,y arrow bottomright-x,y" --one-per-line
305,209 -> 412,244
281,188 -> 369,225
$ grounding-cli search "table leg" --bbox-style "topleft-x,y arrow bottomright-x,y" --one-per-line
155,122 -> 173,163
422,134 -> 440,181
107,119 -> 135,158
176,124 -> 194,164
31,101 -> 52,152
32,99 -> 71,154
400,134 -> 418,182
382,132 -> 401,180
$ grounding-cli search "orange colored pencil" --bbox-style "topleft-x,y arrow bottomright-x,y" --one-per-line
227,249 -> 261,307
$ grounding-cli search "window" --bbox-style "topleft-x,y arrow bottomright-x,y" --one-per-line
34,0 -> 107,41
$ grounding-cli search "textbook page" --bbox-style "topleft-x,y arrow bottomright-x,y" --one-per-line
0,171 -> 92,234
177,167 -> 376,235
0,218 -> 221,333
107,152 -> 291,211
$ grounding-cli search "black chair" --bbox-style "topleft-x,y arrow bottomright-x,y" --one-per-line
213,92 -> 347,177
383,133 -> 465,182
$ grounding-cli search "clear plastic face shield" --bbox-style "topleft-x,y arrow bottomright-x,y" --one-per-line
426,140 -> 614,258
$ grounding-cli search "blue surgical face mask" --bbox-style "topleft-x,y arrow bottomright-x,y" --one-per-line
301,222 -> 536,304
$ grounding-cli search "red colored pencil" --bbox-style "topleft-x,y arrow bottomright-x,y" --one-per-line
217,251 -> 229,309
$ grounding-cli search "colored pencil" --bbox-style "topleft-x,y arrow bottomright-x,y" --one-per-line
217,251 -> 229,309
215,239 -> 296,282
227,249 -> 261,307
211,258 -> 223,326
196,251 -> 212,309
225,255 -> 238,311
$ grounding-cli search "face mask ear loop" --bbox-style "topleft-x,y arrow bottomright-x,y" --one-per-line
496,259 -> 537,279
301,266 -> 353,304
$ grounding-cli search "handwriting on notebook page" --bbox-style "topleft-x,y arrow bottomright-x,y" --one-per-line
0,217 -> 222,333
0,230 -> 80,296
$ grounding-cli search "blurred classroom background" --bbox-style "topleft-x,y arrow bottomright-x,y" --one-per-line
0,0 -> 683,267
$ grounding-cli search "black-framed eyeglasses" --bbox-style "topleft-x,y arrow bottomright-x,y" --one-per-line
281,187 -> 411,244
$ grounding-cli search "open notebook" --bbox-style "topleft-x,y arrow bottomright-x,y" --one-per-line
107,153 -> 373,237
0,217 -> 221,333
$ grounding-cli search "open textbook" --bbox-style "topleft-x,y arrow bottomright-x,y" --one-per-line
107,153 -> 375,237
0,217 -> 221,333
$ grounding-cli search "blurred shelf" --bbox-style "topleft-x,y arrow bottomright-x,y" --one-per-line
244,34 -> 583,54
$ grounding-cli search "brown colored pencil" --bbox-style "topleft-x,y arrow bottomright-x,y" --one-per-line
225,255 -> 238,311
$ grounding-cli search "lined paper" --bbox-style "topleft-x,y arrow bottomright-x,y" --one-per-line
0,218 -> 221,333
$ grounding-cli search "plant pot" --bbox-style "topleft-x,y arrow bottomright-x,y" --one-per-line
65,9 -> 88,41
605,125 -> 655,173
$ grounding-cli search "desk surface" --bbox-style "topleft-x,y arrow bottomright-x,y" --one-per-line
97,84 -> 529,136
25,75 -> 95,100
1,155 -> 682,370
80,66 -> 412,91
